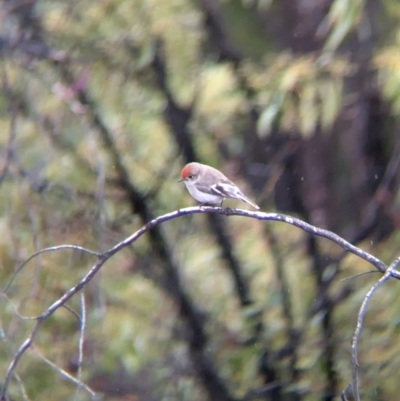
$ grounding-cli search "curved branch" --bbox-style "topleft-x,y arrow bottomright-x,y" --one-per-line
350,257 -> 400,401
111,207 -> 387,272
0,207 -> 391,401
2,245 -> 100,294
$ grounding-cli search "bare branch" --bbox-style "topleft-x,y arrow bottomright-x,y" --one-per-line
351,257 -> 400,401
341,384 -> 351,400
0,320 -> 32,401
103,207 -> 388,274
33,348 -> 97,399
340,271 -> 380,282
0,207 -> 393,400
62,304 -> 81,322
2,245 -> 100,294
1,319 -> 43,401
0,293 -> 39,320
12,373 -> 32,401
74,292 -> 87,401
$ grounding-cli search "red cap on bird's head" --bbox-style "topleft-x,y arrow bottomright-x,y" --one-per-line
180,163 -> 200,180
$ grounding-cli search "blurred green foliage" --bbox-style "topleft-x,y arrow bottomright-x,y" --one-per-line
2,0 -> 400,400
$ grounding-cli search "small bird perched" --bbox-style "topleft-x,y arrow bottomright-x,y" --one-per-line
179,162 -> 260,210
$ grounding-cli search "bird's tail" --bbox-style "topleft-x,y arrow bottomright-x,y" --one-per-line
237,193 -> 260,210
213,180 -> 260,210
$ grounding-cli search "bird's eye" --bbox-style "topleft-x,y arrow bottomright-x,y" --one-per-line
188,175 -> 193,179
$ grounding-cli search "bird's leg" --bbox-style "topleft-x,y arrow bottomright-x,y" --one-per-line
220,199 -> 233,215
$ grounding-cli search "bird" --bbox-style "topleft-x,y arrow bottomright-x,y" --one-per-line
179,162 -> 260,209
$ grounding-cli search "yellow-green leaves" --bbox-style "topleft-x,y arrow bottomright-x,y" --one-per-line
251,55 -> 348,137
322,0 -> 365,52
375,48 -> 400,113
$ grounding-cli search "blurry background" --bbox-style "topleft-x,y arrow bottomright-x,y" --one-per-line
1,0 -> 400,400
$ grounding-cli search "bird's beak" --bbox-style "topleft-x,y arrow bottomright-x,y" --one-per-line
178,178 -> 184,182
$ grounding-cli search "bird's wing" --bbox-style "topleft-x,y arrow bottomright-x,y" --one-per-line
211,178 -> 239,198
213,178 -> 260,209
195,179 -> 236,197
194,182 -> 223,196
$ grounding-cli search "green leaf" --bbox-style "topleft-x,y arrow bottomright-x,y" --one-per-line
323,0 -> 364,52
299,84 -> 318,136
320,79 -> 342,130
257,91 -> 285,137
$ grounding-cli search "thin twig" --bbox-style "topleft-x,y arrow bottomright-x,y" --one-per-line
351,257 -> 400,401
74,292 -> 86,401
0,293 -> 40,320
12,373 -> 32,401
340,270 -> 380,281
62,304 -> 81,322
2,245 -> 100,294
33,348 -> 97,398
341,383 -> 351,400
0,320 -> 32,401
1,319 -> 43,401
